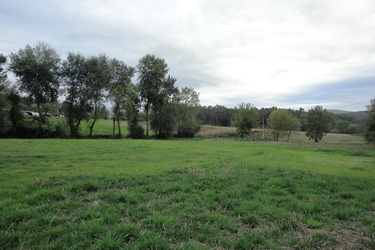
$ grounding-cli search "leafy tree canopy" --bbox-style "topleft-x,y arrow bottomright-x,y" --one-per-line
108,58 -> 135,137
9,42 -> 60,108
305,106 -> 333,142
9,42 -> 60,132
60,52 -> 92,137
0,54 -> 7,83
365,98 -> 375,143
231,102 -> 259,137
174,87 -> 201,137
137,54 -> 177,137
268,109 -> 300,141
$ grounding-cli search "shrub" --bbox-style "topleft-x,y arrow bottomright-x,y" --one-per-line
128,123 -> 145,139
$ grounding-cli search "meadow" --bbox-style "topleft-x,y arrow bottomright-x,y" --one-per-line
52,117 -> 367,145
1,136 -> 374,249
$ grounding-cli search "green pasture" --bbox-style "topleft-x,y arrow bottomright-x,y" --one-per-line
50,117 -> 127,137
1,139 -> 374,249
50,116 -> 367,146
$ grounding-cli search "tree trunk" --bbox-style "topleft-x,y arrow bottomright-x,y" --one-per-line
112,116 -> 116,138
145,106 -> 149,138
74,120 -> 81,138
89,102 -> 98,137
89,119 -> 96,137
117,116 -> 121,137
287,131 -> 292,142
34,102 -> 43,137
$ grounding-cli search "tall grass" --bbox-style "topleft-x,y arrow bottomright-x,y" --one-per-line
1,139 -> 374,249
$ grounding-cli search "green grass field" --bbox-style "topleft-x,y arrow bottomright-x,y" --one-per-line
50,117 -> 367,145
1,139 -> 374,249
51,117 -> 128,137
197,125 -> 366,145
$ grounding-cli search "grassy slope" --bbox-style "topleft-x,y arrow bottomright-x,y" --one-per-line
1,139 -> 374,249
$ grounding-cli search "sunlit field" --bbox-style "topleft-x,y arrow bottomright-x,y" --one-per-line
1,138 -> 374,249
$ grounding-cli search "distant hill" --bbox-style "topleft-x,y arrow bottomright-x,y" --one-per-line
328,109 -> 352,115
328,109 -> 367,123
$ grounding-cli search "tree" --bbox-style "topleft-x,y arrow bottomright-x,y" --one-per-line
305,106 -> 333,142
0,54 -> 10,135
258,107 -> 278,128
151,75 -> 178,138
0,54 -> 7,83
60,53 -> 92,137
364,98 -> 375,143
9,42 -> 60,133
268,109 -> 301,142
85,55 -> 111,137
7,89 -> 23,137
137,54 -> 177,138
125,84 -> 144,139
335,119 -> 350,134
150,102 -> 177,138
174,87 -> 201,137
99,105 -> 110,120
198,105 -> 235,126
231,102 -> 259,137
108,58 -> 135,138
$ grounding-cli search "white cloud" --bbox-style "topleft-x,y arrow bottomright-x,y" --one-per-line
1,0 -> 374,110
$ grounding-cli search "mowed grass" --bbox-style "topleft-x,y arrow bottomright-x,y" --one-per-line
0,139 -> 374,249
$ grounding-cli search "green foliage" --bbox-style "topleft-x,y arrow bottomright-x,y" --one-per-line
137,54 -> 177,137
85,55 -> 111,137
0,81 -> 10,135
231,102 -> 259,137
128,123 -> 145,139
305,106 -> 333,142
268,109 -> 301,141
0,54 -> 7,83
151,103 -> 178,138
98,105 -> 110,120
365,98 -> 375,143
174,87 -> 201,137
126,84 -> 144,139
60,53 -> 92,137
108,58 -> 135,137
7,89 -> 23,137
9,42 -> 60,130
335,119 -> 350,134
199,105 -> 235,126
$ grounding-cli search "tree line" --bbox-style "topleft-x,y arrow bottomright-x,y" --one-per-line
0,42 -> 200,139
1,42 -> 374,142
203,102 -> 374,142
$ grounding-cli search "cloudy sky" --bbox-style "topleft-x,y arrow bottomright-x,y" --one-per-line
1,0 -> 374,111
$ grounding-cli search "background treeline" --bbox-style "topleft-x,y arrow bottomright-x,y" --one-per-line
0,42 -> 200,139
199,105 -> 368,135
1,42 -> 374,142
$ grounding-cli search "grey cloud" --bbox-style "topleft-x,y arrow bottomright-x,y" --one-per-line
1,0 -> 374,109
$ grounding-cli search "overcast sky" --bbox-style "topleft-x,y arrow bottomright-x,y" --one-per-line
1,0 -> 374,111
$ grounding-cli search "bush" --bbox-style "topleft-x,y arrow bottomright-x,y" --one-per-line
128,124 -> 145,139
53,121 -> 68,138
176,122 -> 200,138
